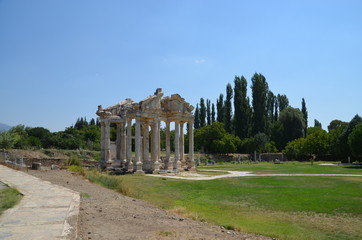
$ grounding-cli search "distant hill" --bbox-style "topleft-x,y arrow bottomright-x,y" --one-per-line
0,123 -> 12,132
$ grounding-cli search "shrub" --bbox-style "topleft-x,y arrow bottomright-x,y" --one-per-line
66,165 -> 84,175
65,155 -> 81,166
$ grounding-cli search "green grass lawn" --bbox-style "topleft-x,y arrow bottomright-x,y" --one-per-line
86,163 -> 362,240
198,161 -> 362,175
0,187 -> 22,215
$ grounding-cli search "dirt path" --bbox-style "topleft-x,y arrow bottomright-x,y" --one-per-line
149,170 -> 362,180
27,169 -> 270,240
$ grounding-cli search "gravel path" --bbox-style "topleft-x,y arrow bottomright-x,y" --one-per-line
27,169 -> 270,240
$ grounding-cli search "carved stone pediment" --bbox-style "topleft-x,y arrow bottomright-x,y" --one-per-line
139,88 -> 163,112
97,88 -> 194,121
161,94 -> 194,114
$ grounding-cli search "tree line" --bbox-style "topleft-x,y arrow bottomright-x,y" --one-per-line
193,73 -> 362,162
0,117 -> 101,150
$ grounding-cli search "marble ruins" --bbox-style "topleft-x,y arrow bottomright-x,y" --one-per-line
96,88 -> 195,173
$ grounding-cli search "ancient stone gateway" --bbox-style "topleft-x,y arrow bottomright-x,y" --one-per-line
96,88 -> 195,173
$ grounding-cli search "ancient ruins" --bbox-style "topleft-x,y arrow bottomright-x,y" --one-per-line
96,88 -> 195,173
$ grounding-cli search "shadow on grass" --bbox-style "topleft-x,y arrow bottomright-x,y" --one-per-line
343,164 -> 362,169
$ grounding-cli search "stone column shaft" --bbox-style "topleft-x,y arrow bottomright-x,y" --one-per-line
180,122 -> 185,168
120,123 -> 127,165
135,118 -> 143,173
188,121 -> 195,170
165,121 -> 170,170
126,119 -> 133,171
143,121 -> 149,162
152,121 -> 160,172
116,123 -> 121,160
158,120 -> 161,162
100,122 -> 106,168
104,121 -> 111,163
174,121 -> 181,171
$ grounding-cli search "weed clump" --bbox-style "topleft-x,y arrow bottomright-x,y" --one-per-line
65,155 -> 81,166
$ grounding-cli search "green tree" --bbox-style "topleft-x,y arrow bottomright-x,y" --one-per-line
284,138 -> 307,160
328,120 -> 347,132
0,131 -> 18,149
348,123 -> 362,162
329,121 -> 348,158
254,132 -> 268,153
274,99 -> 279,122
234,76 -> 250,139
239,137 -> 256,153
267,91 -> 276,123
199,98 -> 206,128
224,83 -> 233,133
304,127 -> 330,157
266,90 -> 276,136
337,114 -> 362,158
83,125 -> 101,150
194,121 -> 240,154
194,104 -> 200,129
211,103 -> 215,123
9,125 -> 30,148
251,73 -> 269,135
195,121 -> 225,152
279,107 -> 305,148
270,121 -> 284,151
26,127 -> 52,148
301,98 -> 308,136
89,118 -> 96,126
277,94 -> 289,113
314,119 -> 322,128
216,94 -> 224,123
206,99 -> 211,125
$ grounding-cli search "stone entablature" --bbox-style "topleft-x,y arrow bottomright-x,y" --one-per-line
96,88 -> 195,173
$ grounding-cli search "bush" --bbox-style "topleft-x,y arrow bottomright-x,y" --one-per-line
85,170 -> 131,196
66,165 -> 84,175
65,155 -> 81,166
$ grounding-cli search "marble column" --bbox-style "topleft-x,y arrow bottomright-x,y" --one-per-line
142,121 -> 150,171
114,123 -> 121,167
152,121 -> 160,172
126,118 -> 133,171
120,122 -> 127,168
150,124 -> 154,165
100,122 -> 106,169
158,120 -> 161,165
104,121 -> 111,165
173,121 -> 181,171
135,118 -> 143,173
188,121 -> 195,171
180,122 -> 185,168
165,121 -> 170,170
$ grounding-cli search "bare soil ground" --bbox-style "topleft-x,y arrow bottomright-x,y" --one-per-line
27,169 -> 271,240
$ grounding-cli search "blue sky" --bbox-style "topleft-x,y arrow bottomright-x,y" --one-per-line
1,0 -> 361,132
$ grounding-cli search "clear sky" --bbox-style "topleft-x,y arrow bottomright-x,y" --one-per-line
1,0 -> 361,132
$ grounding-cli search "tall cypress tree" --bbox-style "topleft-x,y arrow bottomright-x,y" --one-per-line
211,103 -> 215,124
199,98 -> 206,128
314,119 -> 322,128
301,98 -> 308,136
194,104 -> 200,129
274,100 -> 279,122
216,94 -> 224,123
233,76 -> 250,139
267,91 -> 276,123
224,83 -> 233,133
277,94 -> 289,113
206,99 -> 211,125
251,73 -> 269,135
